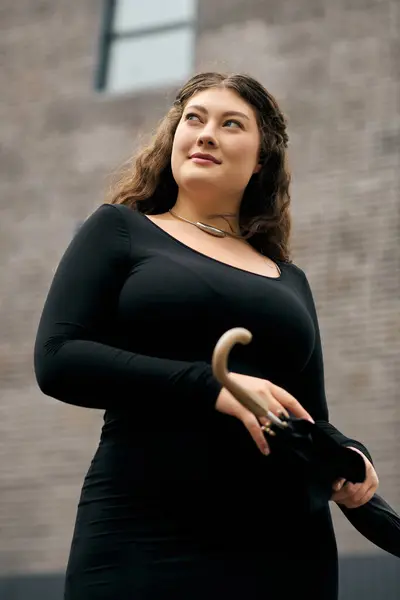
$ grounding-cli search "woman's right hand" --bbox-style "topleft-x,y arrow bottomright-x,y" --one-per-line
215,373 -> 314,455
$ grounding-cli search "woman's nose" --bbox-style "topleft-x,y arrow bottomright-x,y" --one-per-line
197,131 -> 218,148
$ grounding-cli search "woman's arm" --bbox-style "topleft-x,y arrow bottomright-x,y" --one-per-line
292,266 -> 373,463
34,204 -> 222,415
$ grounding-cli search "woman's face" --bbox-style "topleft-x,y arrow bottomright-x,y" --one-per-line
171,87 -> 262,199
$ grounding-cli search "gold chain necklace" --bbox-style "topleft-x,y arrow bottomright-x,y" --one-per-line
168,209 -> 243,239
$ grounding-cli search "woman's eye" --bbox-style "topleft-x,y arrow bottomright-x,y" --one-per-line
185,113 -> 201,122
224,119 -> 242,129
184,114 -> 242,128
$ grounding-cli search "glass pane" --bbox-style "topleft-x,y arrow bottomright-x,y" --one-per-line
107,27 -> 195,94
113,0 -> 196,33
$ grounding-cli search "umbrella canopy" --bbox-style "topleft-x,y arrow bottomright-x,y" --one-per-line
339,494 -> 400,558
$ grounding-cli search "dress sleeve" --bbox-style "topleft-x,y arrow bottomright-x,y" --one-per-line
293,268 -> 373,464
34,204 -> 222,415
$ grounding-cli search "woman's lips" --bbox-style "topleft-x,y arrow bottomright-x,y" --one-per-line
190,157 -> 218,165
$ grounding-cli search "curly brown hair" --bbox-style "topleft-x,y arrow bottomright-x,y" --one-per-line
108,72 -> 292,262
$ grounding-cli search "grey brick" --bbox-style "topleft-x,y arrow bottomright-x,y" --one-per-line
0,0 -> 399,577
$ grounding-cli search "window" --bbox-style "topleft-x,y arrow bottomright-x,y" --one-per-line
96,0 -> 197,94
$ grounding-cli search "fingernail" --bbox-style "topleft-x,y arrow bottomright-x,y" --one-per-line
263,446 -> 270,456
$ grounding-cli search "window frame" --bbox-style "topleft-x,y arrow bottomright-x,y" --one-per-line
95,0 -> 197,93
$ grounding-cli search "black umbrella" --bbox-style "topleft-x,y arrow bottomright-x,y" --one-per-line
339,494 -> 400,558
212,327 -> 400,558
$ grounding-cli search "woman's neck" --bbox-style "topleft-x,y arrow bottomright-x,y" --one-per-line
173,192 -> 242,235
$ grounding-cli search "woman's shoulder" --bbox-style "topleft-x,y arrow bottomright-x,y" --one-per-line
74,203 -> 146,253
85,202 -> 146,231
95,202 -> 141,219
279,259 -> 307,282
279,261 -> 317,308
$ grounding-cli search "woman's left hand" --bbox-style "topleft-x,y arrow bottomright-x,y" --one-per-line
331,447 -> 379,509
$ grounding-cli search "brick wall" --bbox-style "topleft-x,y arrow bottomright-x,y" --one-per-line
0,0 -> 399,580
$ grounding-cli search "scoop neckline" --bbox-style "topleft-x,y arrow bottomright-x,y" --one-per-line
138,212 -> 284,282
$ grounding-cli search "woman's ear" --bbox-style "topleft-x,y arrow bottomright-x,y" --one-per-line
253,162 -> 262,175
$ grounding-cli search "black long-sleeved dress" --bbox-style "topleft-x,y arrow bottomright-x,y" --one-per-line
34,203 -> 371,600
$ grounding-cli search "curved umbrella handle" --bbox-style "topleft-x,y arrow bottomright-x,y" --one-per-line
212,327 -> 286,428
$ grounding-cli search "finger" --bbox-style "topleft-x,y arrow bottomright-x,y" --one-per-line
333,481 -> 373,507
332,482 -> 360,503
347,480 -> 377,507
263,400 -> 290,421
243,413 -> 270,456
332,478 -> 346,492
339,485 -> 375,509
261,395 -> 299,422
351,484 -> 371,505
270,384 -> 314,423
340,487 -> 366,507
356,485 -> 376,508
331,488 -> 349,503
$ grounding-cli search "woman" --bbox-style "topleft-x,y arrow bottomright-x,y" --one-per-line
34,72 -> 378,599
